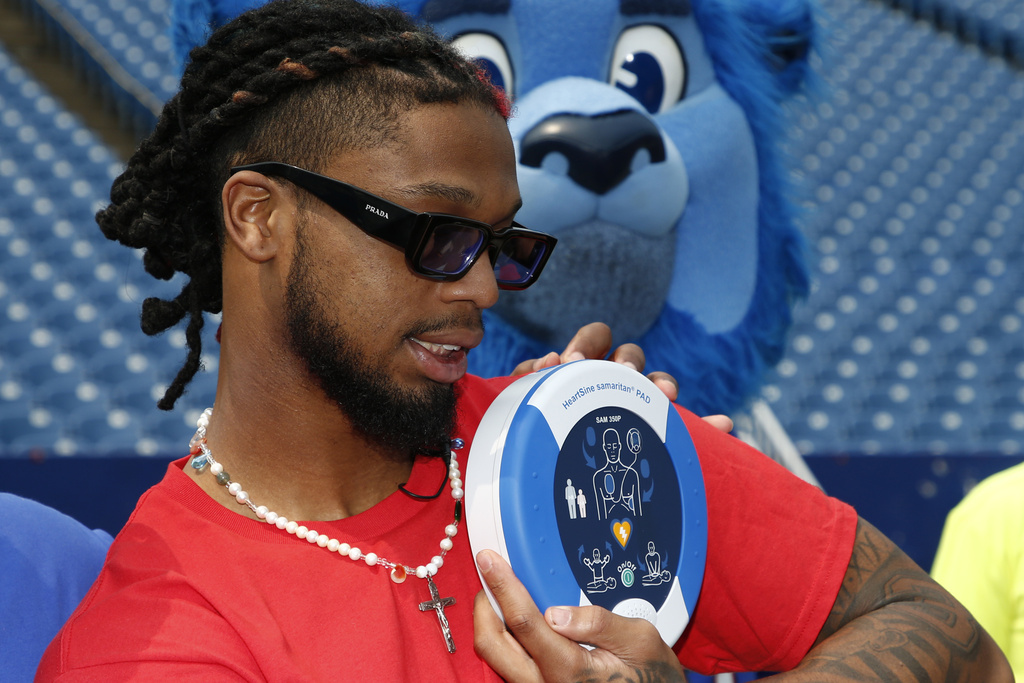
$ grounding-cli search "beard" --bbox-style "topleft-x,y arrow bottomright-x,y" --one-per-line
284,227 -> 458,460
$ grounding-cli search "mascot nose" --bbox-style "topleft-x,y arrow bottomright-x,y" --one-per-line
519,111 -> 667,195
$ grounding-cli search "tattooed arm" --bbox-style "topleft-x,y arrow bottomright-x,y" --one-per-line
773,517 -> 1013,682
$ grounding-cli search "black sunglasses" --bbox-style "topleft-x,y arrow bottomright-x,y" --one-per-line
231,162 -> 557,290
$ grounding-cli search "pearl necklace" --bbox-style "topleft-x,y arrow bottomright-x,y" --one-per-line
187,407 -> 465,583
187,407 -> 466,653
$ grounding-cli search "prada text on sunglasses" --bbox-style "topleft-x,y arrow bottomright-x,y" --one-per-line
231,162 -> 557,290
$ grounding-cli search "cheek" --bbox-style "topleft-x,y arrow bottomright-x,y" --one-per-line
329,244 -> 426,334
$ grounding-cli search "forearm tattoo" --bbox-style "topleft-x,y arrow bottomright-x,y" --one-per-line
775,517 -> 1007,682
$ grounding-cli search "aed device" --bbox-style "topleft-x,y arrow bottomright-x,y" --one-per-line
466,360 -> 708,645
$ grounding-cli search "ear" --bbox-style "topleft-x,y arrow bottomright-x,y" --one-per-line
221,170 -> 293,263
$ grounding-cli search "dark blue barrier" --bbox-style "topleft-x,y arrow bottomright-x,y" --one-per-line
0,454 -> 171,536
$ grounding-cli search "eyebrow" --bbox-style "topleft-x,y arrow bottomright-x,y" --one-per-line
422,0 -> 510,22
620,0 -> 691,16
395,182 -> 479,207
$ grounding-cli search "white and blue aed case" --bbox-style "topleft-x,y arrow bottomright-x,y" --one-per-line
467,360 -> 708,645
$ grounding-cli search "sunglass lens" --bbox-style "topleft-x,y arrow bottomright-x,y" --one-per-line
418,224 -> 486,275
493,236 -> 549,285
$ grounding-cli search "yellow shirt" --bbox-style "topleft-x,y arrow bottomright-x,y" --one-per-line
932,461 -> 1024,680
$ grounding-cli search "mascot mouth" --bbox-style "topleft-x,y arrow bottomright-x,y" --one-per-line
490,220 -> 677,347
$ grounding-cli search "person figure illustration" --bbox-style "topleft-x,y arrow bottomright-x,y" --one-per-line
592,428 -> 643,519
642,541 -> 672,586
583,548 -> 616,593
577,489 -> 587,519
565,479 -> 577,519
620,436 -> 645,513
646,541 -> 661,575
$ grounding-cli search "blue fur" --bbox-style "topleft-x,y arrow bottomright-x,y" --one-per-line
654,0 -> 811,411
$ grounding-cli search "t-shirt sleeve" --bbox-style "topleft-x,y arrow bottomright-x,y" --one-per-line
672,408 -> 858,675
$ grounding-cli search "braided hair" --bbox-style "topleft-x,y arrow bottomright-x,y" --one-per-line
97,0 -> 510,410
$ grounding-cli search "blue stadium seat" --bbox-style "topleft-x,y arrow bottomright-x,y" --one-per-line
61,400 -> 137,449
0,410 -> 61,455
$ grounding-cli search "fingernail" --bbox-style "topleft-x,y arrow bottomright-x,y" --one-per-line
477,551 -> 493,572
549,607 -> 571,627
622,361 -> 638,372
567,351 -> 585,362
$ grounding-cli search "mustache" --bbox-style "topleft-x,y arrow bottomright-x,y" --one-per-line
405,312 -> 485,339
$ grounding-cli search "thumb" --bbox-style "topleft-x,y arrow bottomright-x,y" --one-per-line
544,606 -> 688,682
544,605 -> 661,655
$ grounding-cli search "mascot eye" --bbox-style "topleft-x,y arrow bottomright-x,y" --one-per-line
609,25 -> 687,114
452,32 -> 514,96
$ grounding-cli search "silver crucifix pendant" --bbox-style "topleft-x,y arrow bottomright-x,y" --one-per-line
418,575 -> 457,653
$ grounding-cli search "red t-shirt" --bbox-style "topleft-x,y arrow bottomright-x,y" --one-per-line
37,374 -> 856,681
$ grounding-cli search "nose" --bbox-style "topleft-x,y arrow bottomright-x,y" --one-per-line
519,110 -> 667,195
439,252 -> 499,310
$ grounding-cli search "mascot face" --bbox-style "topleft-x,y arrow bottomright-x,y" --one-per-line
411,0 -> 759,343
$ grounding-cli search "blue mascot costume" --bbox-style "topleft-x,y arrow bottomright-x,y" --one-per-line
172,0 -> 814,418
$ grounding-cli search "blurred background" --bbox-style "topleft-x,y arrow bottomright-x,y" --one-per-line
0,0 -> 1022,572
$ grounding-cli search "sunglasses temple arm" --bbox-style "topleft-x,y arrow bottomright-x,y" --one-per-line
289,169 -> 420,246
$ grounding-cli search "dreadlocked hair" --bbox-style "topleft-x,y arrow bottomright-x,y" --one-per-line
97,0 -> 511,410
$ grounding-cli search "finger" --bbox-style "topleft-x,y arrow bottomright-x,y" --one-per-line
476,550 -> 584,679
701,414 -> 733,433
648,371 -> 679,402
544,607 -> 686,680
473,590 -> 540,683
544,605 -> 658,660
512,351 -> 560,376
607,342 -> 645,373
560,322 -> 613,363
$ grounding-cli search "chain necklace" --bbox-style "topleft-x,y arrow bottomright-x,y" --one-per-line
186,407 -> 464,653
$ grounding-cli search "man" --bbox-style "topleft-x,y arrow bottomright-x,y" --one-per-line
37,1 -> 1011,681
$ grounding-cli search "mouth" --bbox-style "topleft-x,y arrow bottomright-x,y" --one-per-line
409,338 -> 465,358
406,334 -> 478,384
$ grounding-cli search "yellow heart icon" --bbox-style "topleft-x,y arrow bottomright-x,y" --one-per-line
612,520 -> 632,548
